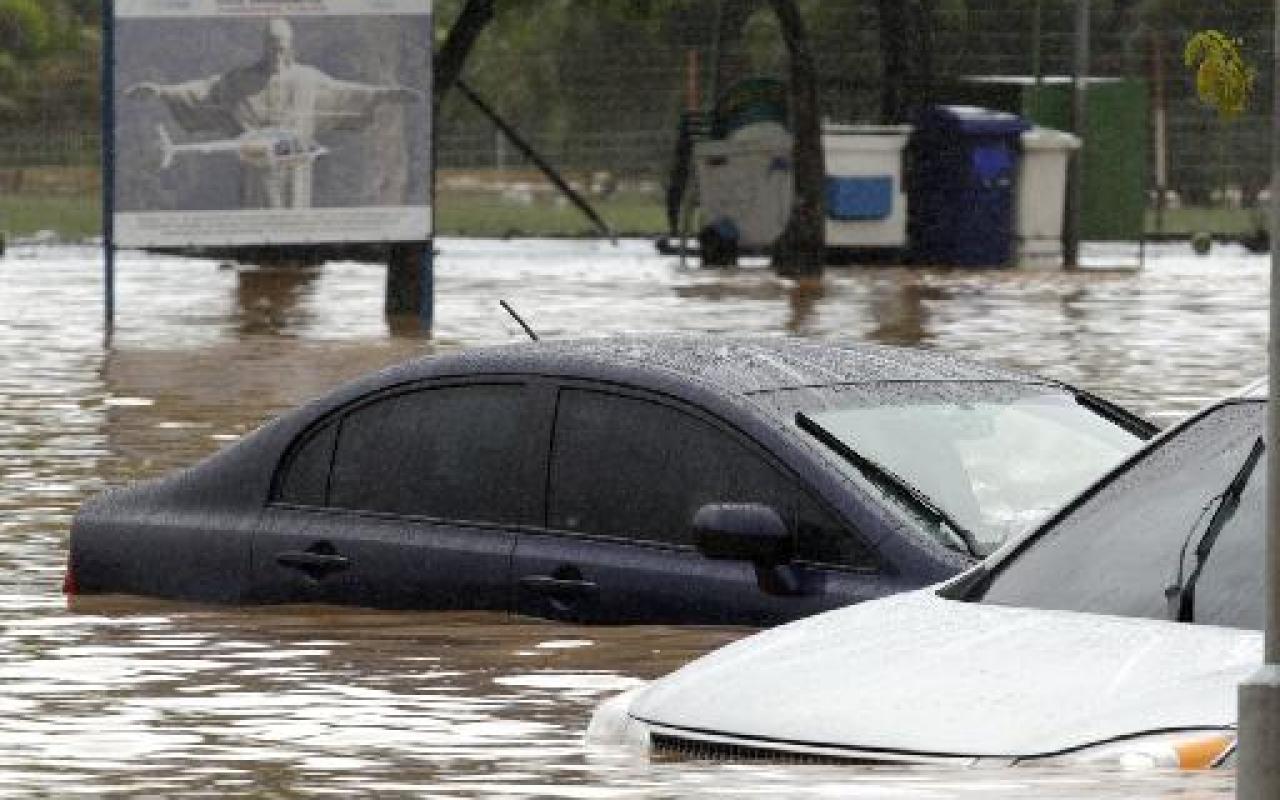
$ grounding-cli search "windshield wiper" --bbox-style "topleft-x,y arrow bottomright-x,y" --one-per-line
1165,435 -> 1264,623
796,411 -> 983,558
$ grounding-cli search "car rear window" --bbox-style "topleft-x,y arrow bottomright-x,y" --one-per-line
312,383 -> 540,526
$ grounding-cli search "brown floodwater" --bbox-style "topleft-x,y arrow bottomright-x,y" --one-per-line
0,238 -> 1263,797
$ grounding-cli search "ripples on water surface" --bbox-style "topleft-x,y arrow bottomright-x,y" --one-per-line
0,239 -> 1263,797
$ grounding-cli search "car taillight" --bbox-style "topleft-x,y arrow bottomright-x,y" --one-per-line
62,561 -> 77,595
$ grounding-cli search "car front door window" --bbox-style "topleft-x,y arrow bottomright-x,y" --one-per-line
510,387 -> 878,624
549,388 -> 869,566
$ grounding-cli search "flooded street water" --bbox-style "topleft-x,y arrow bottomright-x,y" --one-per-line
0,238 -> 1264,797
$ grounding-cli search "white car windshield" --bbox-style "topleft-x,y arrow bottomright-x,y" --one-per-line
793,383 -> 1144,555
979,400 -> 1265,629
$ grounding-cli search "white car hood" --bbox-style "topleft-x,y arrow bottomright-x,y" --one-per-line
630,590 -> 1262,758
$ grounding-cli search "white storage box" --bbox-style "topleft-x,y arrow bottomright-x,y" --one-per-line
1016,127 -> 1081,268
692,122 -> 912,253
821,124 -> 912,249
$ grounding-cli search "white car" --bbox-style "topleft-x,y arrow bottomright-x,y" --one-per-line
588,381 -> 1267,770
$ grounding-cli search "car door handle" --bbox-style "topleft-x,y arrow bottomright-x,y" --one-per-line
519,575 -> 599,598
276,551 -> 351,577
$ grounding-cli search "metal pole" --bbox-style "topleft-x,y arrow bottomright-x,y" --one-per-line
1237,4 -> 1280,796
102,0 -> 116,339
1151,27 -> 1168,235
455,79 -> 615,241
1030,0 -> 1043,119
1063,0 -> 1089,268
418,242 -> 435,332
710,0 -> 725,107
422,34 -> 437,336
687,47 -> 701,111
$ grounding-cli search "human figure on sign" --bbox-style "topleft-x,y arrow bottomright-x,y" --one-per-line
126,17 -> 423,209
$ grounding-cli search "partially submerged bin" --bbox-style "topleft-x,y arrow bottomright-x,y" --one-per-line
694,122 -> 913,257
689,79 -> 794,257
1017,127 -> 1081,269
692,121 -> 793,251
823,125 -> 912,253
947,76 -> 1147,241
908,106 -> 1030,267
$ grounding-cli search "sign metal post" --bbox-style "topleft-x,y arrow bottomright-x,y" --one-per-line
103,0 -> 116,339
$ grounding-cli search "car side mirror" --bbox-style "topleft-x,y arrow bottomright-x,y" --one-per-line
694,503 -> 792,564
693,503 -> 802,596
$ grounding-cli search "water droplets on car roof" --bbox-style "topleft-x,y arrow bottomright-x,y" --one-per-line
419,335 -> 1034,394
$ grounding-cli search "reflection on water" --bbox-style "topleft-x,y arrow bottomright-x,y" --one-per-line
231,265 -> 323,336
0,239 -> 1264,796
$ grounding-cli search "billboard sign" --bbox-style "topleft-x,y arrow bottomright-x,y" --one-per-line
111,0 -> 432,248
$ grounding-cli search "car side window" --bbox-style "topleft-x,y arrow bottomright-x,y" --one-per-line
312,383 -> 538,525
276,420 -> 338,506
794,506 -> 876,569
549,388 -> 873,568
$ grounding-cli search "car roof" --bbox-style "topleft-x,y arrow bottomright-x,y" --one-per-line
403,336 -> 1044,396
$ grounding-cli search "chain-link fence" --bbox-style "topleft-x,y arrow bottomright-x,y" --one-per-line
0,130 -> 98,169
3,1 -> 1275,240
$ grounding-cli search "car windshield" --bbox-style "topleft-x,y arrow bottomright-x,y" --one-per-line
764,381 -> 1145,555
978,400 -> 1264,630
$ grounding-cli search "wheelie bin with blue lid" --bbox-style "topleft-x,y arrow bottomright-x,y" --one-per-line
907,105 -> 1031,267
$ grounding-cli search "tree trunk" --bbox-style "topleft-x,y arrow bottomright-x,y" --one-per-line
880,0 -> 936,123
911,0 -> 936,110
714,0 -> 765,99
768,0 -> 825,277
878,0 -> 909,123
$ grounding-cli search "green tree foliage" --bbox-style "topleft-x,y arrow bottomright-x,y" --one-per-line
436,0 -> 879,165
436,0 -> 705,168
1184,29 -> 1255,119
0,0 -> 50,59
0,0 -> 98,127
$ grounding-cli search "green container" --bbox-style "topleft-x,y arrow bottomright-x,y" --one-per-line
946,77 -> 1149,241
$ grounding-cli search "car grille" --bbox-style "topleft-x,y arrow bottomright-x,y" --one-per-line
650,732 -> 881,765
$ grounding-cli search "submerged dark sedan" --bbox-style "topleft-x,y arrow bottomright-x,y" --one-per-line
68,337 -> 1153,625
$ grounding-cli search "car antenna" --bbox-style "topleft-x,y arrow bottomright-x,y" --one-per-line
500,300 -> 540,342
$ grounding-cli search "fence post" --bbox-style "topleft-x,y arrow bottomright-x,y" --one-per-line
1064,0 -> 1090,268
